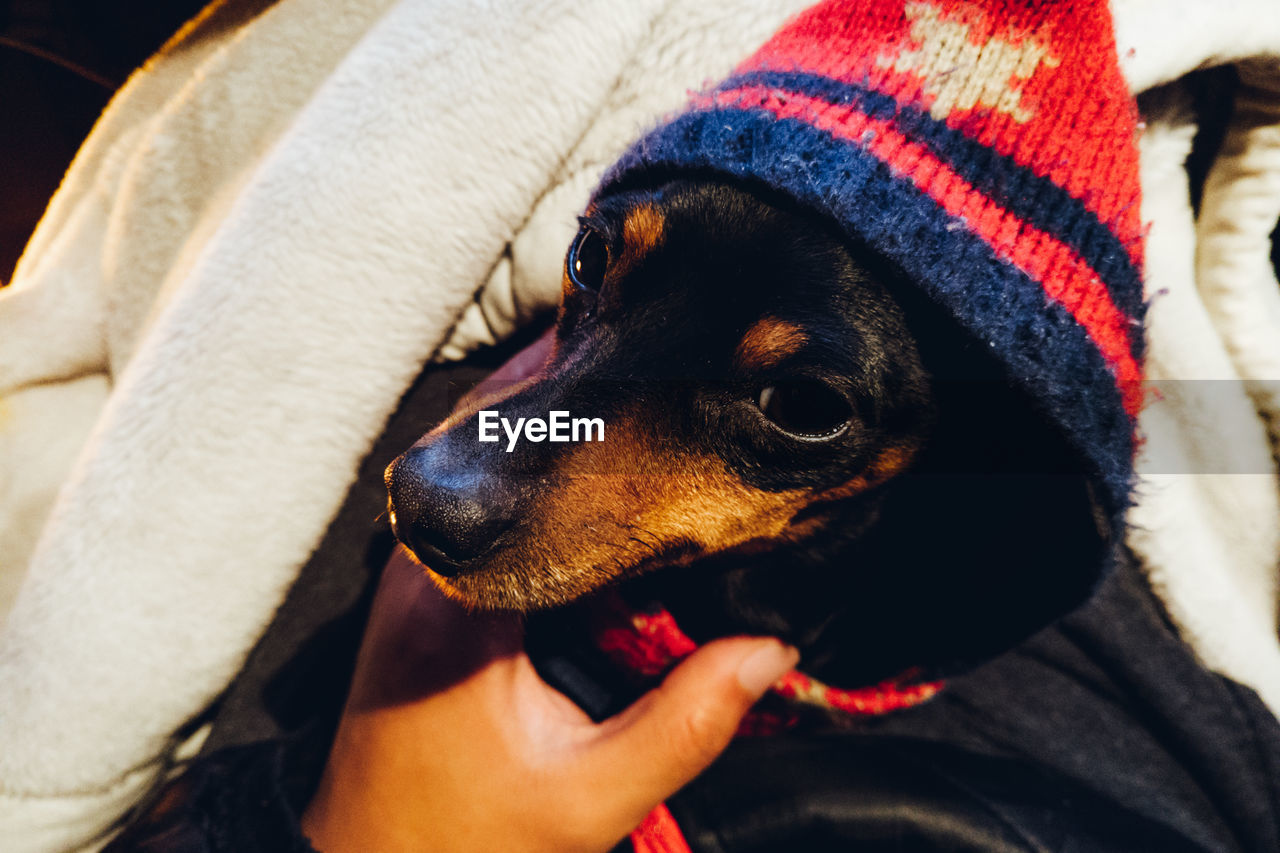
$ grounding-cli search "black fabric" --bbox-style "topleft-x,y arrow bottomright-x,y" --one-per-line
103,742 -> 318,853
664,739 -> 1205,852
657,551 -> 1280,852
107,546 -> 1280,852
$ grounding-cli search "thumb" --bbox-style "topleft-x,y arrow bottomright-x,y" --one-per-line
583,637 -> 799,827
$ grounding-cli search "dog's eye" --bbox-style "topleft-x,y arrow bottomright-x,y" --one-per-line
757,380 -> 853,440
567,227 -> 609,291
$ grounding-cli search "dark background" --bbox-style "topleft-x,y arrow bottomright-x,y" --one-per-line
0,0 -> 208,281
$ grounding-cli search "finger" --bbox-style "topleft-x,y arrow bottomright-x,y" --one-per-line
580,637 -> 798,830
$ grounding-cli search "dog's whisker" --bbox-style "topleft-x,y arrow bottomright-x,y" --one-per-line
627,536 -> 661,559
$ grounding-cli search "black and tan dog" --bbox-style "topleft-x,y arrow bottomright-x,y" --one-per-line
386,180 -> 1104,691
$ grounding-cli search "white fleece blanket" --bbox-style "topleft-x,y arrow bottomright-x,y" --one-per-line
1,0 -> 1278,849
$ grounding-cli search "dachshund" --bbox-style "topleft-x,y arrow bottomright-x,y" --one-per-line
385,179 -> 1103,693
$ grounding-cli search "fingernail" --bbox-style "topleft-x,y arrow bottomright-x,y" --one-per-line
736,641 -> 800,696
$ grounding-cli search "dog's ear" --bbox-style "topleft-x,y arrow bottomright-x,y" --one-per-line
797,283 -> 1109,684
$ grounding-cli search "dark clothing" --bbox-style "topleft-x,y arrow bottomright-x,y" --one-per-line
663,554 -> 1280,852
103,742 -> 315,853
104,550 -> 1280,852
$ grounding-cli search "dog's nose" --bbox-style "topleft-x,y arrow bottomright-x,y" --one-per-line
385,442 -> 516,575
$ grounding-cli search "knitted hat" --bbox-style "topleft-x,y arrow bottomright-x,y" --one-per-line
595,0 -> 1145,522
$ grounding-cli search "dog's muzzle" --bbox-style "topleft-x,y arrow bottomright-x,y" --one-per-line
385,440 -> 518,576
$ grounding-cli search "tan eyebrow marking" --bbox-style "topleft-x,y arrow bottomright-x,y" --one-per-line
734,316 -> 808,371
611,203 -> 666,279
622,203 -> 665,256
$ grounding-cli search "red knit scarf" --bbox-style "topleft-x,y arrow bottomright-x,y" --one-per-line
591,594 -> 943,851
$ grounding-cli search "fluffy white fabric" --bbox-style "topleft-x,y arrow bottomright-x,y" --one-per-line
0,0 -> 1278,849
1129,82 -> 1280,713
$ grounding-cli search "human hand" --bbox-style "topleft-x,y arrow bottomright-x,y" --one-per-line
300,548 -> 798,853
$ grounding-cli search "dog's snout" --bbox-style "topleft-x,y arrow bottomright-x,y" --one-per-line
386,442 -> 516,575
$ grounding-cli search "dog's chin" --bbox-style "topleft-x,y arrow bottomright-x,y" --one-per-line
412,555 -> 615,612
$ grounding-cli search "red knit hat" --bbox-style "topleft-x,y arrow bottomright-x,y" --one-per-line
598,0 -> 1146,523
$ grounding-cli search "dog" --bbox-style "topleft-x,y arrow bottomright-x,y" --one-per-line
386,179 -> 1104,692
